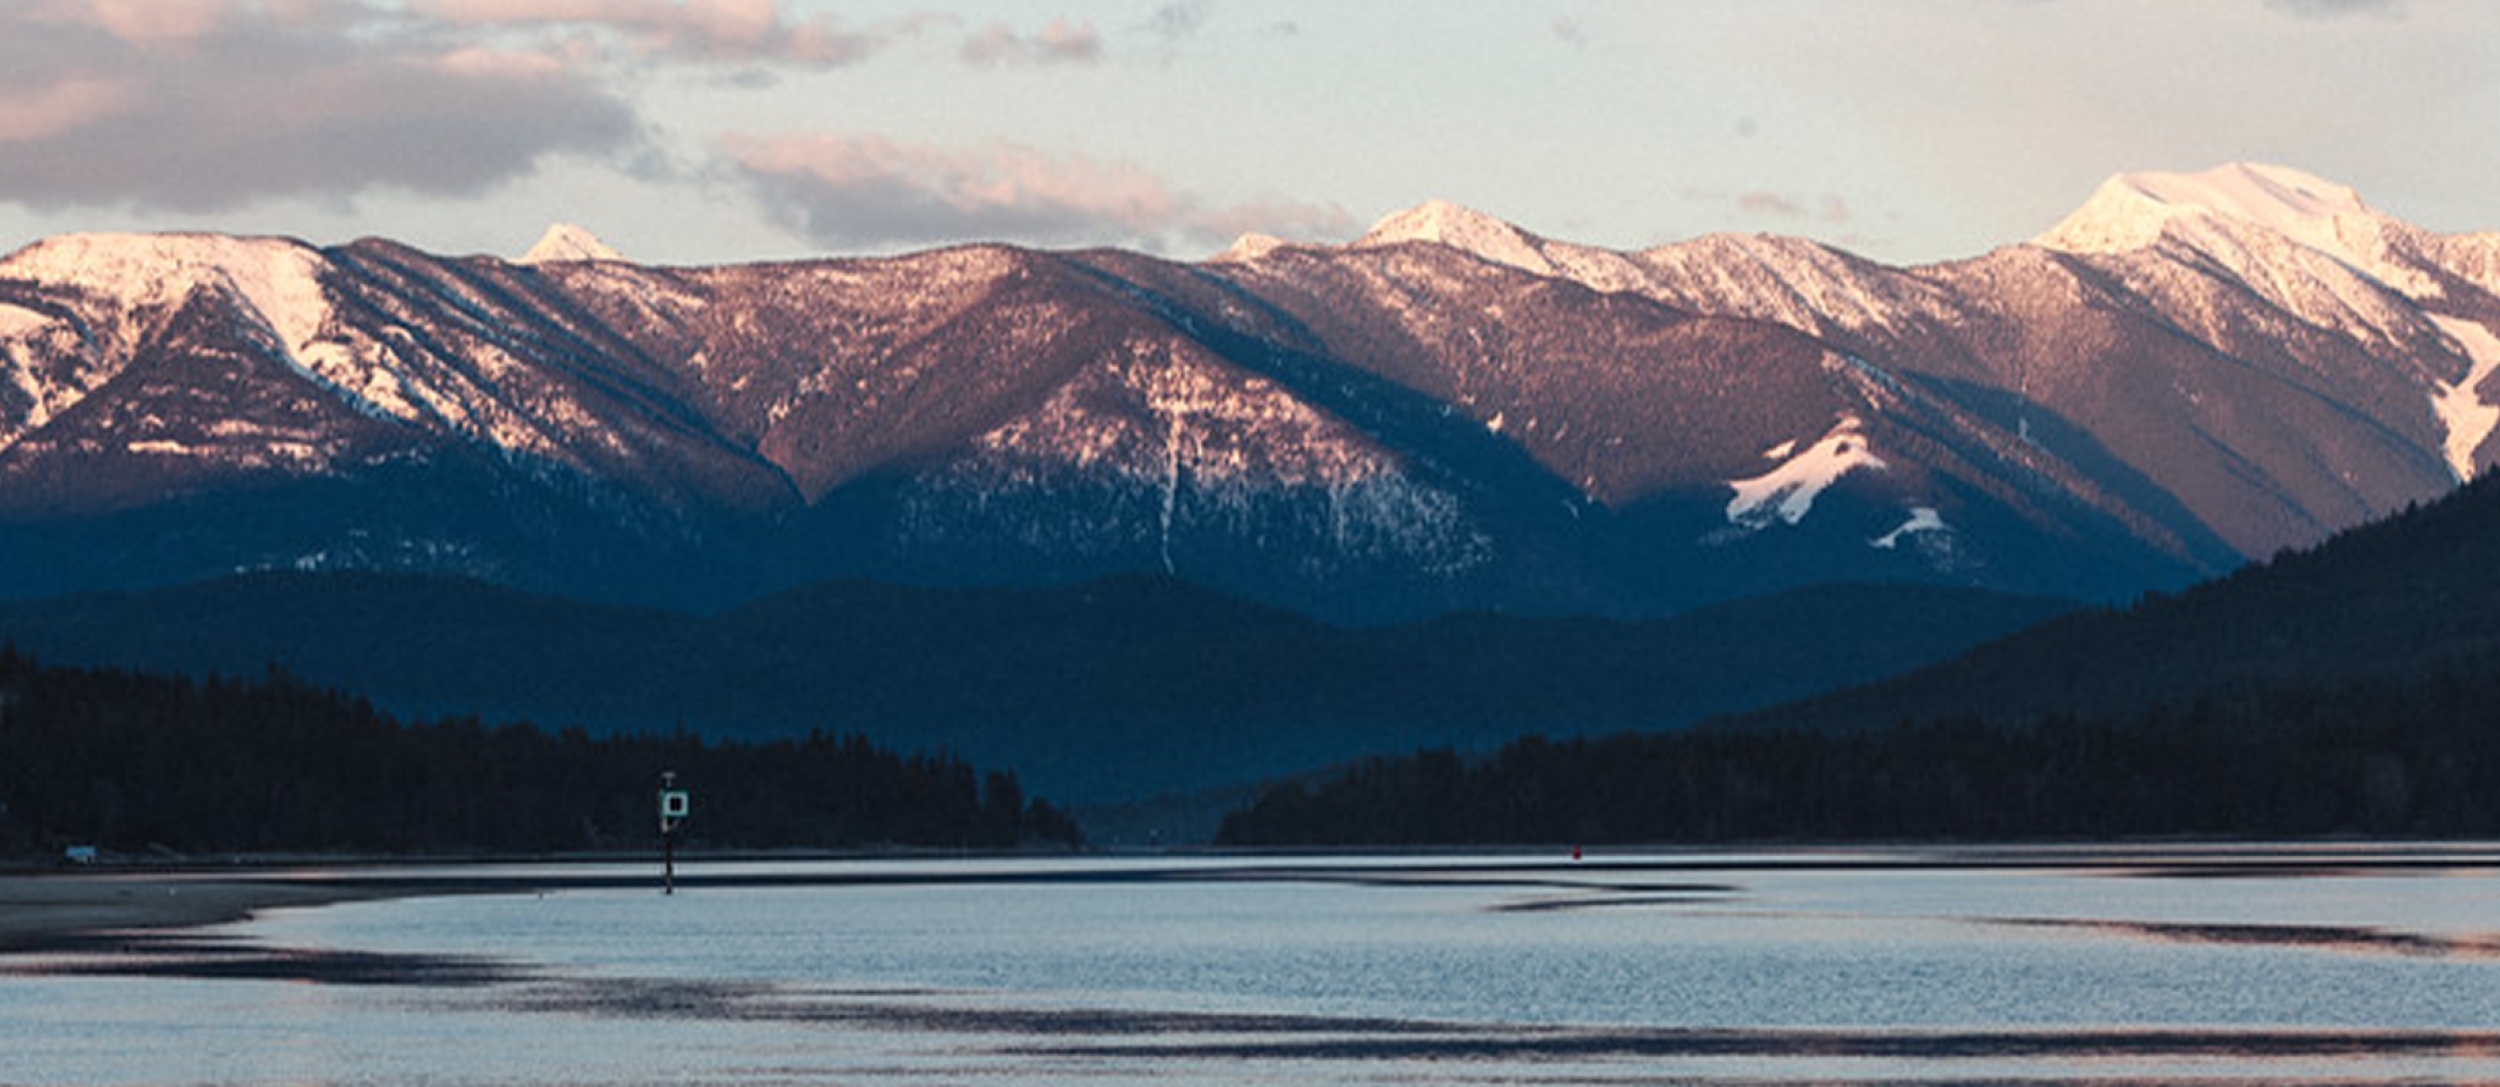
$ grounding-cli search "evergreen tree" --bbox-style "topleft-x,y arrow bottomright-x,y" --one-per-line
0,652 -> 1082,857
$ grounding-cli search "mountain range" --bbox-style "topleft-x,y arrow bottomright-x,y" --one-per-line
5,162 -> 2493,619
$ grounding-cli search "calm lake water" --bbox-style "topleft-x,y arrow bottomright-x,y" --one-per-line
8,847 -> 2500,1085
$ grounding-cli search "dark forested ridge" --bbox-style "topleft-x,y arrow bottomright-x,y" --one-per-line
1724,471 -> 2500,737
0,647 -> 1080,858
0,572 -> 2075,802
1218,652 -> 2500,845
1220,473 -> 2500,846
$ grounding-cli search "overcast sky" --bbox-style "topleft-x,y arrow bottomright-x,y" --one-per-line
0,0 -> 2490,268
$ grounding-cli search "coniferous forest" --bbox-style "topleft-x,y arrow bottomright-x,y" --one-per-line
1217,653 -> 2500,846
1220,470 -> 2500,847
0,647 -> 1081,858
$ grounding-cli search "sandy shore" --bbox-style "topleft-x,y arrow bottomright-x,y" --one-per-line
0,871 -> 415,953
0,859 -> 1013,955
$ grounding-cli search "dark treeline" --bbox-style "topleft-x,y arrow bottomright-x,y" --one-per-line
0,647 -> 1080,857
1218,653 -> 2500,845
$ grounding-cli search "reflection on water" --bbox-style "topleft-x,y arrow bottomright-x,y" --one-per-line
7,847 -> 2500,1085
1985,915 -> 2500,960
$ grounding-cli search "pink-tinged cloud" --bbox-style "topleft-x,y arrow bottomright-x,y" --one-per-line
1186,198 -> 1360,248
0,77 -> 138,143
0,3 -> 638,212
19,0 -> 258,50
1736,191 -> 1807,218
1734,191 -> 1853,225
960,18 -> 1103,66
413,0 -> 884,67
720,132 -> 1352,253
722,133 -> 1178,247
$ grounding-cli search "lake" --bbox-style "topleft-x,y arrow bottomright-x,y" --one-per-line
7,846 -> 2500,1085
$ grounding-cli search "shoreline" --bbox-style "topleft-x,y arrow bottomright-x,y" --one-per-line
0,871 -> 411,954
10,841 -> 2500,957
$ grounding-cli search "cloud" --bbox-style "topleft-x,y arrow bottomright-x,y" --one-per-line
1736,191 -> 1806,218
959,17 -> 1103,66
1184,196 -> 1362,248
2263,0 -> 2407,17
722,132 -> 1182,248
0,1 -> 639,213
1731,191 -> 1853,225
412,0 -> 887,68
719,131 -> 1353,253
1144,1 -> 1215,41
0,76 -> 138,144
15,0 -> 296,51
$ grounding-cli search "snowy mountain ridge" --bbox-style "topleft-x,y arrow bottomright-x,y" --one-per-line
0,231 -> 333,357
0,163 -> 2494,619
2037,163 -> 2379,254
2034,162 -> 2440,298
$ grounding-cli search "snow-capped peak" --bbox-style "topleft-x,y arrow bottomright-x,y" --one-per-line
0,232 -> 333,352
2031,163 -> 2435,293
2035,163 -> 2383,250
1215,232 -> 1288,263
520,223 -> 624,265
1356,199 -> 1556,276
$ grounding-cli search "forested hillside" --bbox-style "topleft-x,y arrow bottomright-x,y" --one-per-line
1725,470 -> 2500,735
1218,652 -> 2500,845
0,572 -> 2075,802
0,648 -> 1079,857
1220,473 -> 2500,845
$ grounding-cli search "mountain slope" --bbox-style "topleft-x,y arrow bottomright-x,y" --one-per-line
1722,468 -> 2500,736
1,163 -> 2493,618
1218,466 -> 2500,846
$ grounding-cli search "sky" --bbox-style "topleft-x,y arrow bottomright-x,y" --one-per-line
0,0 -> 2491,269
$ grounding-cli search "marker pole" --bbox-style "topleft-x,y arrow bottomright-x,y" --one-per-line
658,770 -> 683,896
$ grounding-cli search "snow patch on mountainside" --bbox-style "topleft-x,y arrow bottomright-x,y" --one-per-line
1871,506 -> 1947,549
935,336 -> 1491,576
0,296 -> 110,445
968,336 -> 1397,488
1531,238 -> 1651,294
2432,232 -> 2500,299
2428,315 -> 2500,480
125,434 -> 332,470
1638,234 -> 1955,340
0,302 -> 51,340
1725,415 -> 1887,529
